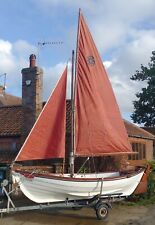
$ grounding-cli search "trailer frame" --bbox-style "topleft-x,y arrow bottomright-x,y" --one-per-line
0,180 -> 125,220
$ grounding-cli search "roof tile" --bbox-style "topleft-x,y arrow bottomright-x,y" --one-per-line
124,120 -> 155,140
0,105 -> 23,136
0,93 -> 21,106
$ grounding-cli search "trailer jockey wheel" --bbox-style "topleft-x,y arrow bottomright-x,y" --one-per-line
95,203 -> 109,220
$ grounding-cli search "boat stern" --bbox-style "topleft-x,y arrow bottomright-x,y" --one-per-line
133,165 -> 150,195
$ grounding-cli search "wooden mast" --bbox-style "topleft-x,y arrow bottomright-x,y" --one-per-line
69,9 -> 81,177
70,50 -> 75,176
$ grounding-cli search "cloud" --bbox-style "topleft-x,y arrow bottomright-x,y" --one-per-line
103,61 -> 112,69
107,29 -> 155,113
0,38 -> 68,100
0,40 -> 15,72
0,40 -> 12,54
13,40 -> 37,59
0,39 -> 37,96
33,0 -> 96,12
1,0 -> 155,122
43,62 -> 67,100
115,30 -> 155,75
32,0 -> 155,52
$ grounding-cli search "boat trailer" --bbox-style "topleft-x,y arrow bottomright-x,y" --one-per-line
0,179 -> 125,220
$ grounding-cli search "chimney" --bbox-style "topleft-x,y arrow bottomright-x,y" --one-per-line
22,54 -> 43,140
29,54 -> 36,68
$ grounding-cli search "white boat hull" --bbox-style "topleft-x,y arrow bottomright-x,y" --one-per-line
12,169 -> 145,203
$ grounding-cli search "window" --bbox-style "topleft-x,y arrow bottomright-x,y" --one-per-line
128,142 -> 146,160
12,142 -> 17,151
0,140 -> 18,151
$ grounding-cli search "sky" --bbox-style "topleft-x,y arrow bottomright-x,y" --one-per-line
0,0 -> 155,122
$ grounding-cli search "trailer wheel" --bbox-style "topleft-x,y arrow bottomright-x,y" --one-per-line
95,204 -> 109,220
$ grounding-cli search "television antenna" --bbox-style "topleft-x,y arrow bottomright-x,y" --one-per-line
0,73 -> 7,91
37,41 -> 63,65
38,41 -> 63,46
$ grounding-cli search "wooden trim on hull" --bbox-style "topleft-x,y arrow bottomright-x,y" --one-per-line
14,167 -> 145,182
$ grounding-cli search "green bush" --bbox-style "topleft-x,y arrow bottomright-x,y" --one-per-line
147,161 -> 155,198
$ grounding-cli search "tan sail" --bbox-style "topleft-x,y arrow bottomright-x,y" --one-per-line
75,12 -> 132,156
15,67 -> 67,161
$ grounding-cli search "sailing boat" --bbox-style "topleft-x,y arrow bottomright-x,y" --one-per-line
12,11 -> 147,204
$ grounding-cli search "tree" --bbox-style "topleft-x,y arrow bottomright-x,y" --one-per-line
130,51 -> 155,126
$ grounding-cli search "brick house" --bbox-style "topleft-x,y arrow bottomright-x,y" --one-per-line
124,121 -> 154,166
0,84 -> 22,163
0,55 -> 154,167
0,85 -> 21,107
142,127 -> 155,159
0,54 -> 43,165
0,105 -> 22,163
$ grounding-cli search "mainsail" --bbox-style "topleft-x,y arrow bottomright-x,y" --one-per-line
15,67 -> 67,161
75,12 -> 132,156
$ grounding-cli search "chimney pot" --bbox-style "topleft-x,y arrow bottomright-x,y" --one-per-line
29,54 -> 36,68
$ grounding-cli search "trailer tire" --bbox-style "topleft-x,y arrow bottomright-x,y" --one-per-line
95,204 -> 109,220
